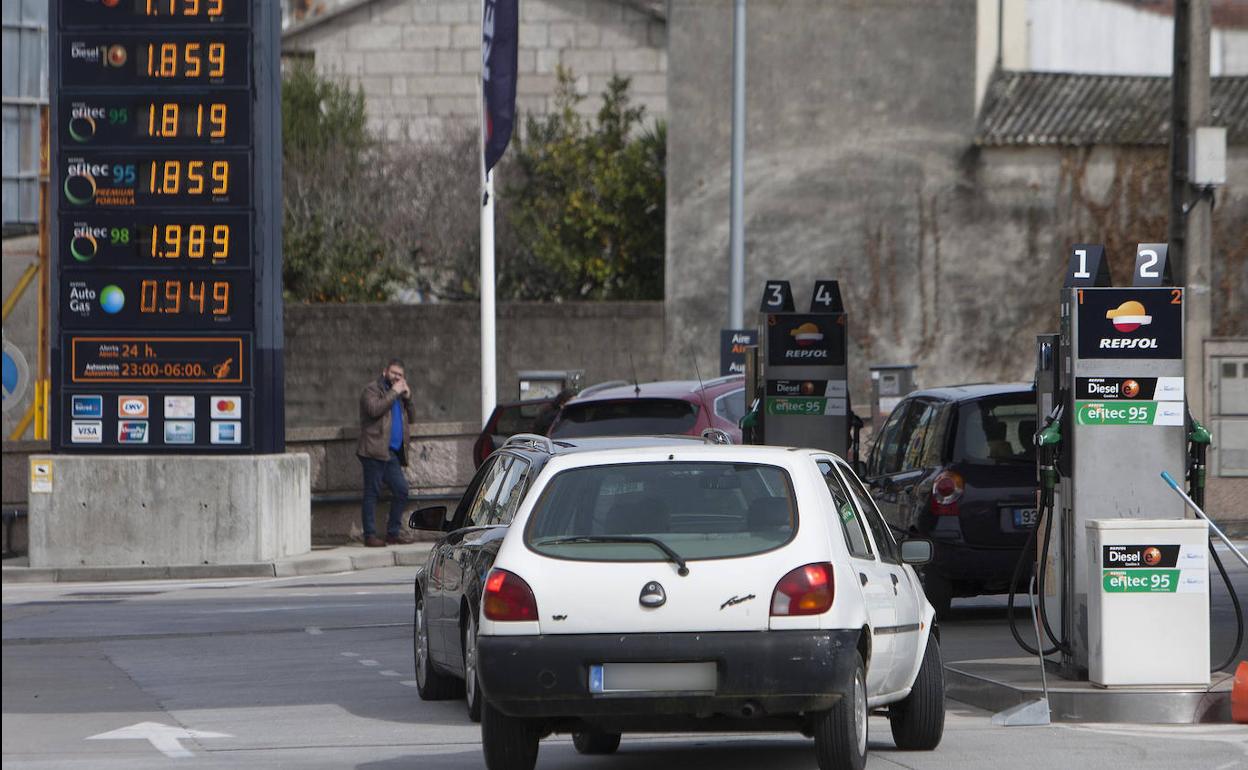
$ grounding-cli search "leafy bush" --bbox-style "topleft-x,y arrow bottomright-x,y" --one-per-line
503,68 -> 665,300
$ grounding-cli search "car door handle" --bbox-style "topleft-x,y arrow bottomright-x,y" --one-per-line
890,573 -> 899,594
859,573 -> 869,586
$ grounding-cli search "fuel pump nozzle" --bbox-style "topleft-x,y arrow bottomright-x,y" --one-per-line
1036,414 -> 1063,513
1187,419 -> 1212,509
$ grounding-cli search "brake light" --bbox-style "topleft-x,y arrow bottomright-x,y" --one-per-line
483,569 -> 539,621
930,470 -> 964,516
771,563 -> 835,616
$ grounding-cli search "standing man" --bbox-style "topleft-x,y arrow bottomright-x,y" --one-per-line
357,358 -> 416,547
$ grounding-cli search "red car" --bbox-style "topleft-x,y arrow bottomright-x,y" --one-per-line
548,376 -> 745,444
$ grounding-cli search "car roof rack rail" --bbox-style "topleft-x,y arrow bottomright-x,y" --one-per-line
578,379 -> 630,397
701,428 -> 733,445
502,433 -> 555,453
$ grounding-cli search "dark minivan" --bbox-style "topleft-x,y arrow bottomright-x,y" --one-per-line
864,383 -> 1037,615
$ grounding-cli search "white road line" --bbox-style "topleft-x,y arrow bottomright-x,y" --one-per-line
359,659 -> 379,667
379,670 -> 402,677
341,652 -> 359,657
399,681 -> 418,687
305,627 -> 323,635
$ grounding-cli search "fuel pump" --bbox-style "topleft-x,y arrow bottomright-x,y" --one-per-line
1015,243 -> 1244,685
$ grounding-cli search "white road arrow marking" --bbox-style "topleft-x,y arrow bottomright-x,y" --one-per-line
87,721 -> 232,759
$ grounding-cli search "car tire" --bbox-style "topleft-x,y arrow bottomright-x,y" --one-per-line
888,636 -> 946,750
812,652 -> 867,770
922,571 -> 953,618
572,730 -> 621,755
464,611 -> 483,723
482,700 -> 540,770
414,593 -> 460,701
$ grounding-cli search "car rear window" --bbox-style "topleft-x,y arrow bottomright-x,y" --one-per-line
494,402 -> 546,436
955,396 -> 1037,464
525,462 -> 796,561
549,399 -> 698,438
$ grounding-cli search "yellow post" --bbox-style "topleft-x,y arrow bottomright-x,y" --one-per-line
35,104 -> 50,440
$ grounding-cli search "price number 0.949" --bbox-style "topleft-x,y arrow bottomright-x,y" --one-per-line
140,279 -> 231,316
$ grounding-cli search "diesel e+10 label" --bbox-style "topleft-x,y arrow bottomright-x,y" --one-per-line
1075,376 -> 1184,401
1101,544 -> 1207,594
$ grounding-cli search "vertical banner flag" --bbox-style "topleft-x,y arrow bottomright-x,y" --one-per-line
483,0 -> 520,172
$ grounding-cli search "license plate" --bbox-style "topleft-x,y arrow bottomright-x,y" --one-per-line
588,662 -> 717,694
1013,507 -> 1039,529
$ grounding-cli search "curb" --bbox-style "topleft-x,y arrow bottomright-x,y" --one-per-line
2,544 -> 434,584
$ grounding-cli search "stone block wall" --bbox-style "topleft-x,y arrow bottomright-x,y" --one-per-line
283,0 -> 667,142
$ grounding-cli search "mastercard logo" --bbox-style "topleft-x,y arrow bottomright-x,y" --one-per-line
790,322 -> 823,347
1106,300 -> 1152,333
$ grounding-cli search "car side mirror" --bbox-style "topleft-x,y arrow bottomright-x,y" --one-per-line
900,538 -> 933,565
408,505 -> 448,532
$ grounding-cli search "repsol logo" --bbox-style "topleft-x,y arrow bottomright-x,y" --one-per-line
65,161 -> 110,178
784,349 -> 829,359
70,104 -> 107,120
1099,338 -> 1159,350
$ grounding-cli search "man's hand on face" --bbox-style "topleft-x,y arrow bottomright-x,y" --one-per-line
393,375 -> 411,398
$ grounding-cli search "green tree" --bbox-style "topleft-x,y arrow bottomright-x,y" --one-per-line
504,68 -> 665,300
282,62 -> 403,302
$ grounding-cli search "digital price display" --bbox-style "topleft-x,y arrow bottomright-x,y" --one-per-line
61,212 -> 252,269
51,1 -> 282,454
61,92 -> 251,146
60,0 -> 250,27
61,273 -> 253,330
60,34 -> 250,87
62,152 -> 250,209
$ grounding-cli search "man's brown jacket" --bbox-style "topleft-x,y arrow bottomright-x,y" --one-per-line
357,377 -> 414,465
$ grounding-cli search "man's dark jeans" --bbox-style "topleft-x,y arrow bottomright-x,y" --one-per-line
360,451 -> 409,539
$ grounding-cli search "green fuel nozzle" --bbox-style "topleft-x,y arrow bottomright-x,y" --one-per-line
1037,420 -> 1062,448
1189,419 -> 1212,445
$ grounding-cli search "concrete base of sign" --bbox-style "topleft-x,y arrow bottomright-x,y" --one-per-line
946,657 -> 1235,723
26,453 -> 310,569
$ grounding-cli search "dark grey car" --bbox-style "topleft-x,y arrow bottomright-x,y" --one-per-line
864,383 -> 1037,615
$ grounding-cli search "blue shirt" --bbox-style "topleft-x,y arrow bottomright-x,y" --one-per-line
389,396 -> 403,451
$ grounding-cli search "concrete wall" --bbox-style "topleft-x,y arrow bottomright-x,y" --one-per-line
284,301 -> 666,425
665,0 -> 1248,408
28,453 -> 310,568
282,0 -> 667,141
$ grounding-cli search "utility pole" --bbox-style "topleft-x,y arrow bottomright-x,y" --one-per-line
1169,0 -> 1212,423
727,0 -> 746,330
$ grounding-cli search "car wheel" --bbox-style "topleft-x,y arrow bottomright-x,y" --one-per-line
464,611 -> 482,723
922,571 -> 953,618
572,730 -> 621,755
812,652 -> 867,770
414,593 -> 459,701
888,636 -> 946,750
482,699 -> 540,770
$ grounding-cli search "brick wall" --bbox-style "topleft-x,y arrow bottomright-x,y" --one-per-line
283,0 -> 667,142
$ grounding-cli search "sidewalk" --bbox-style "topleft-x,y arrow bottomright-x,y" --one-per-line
0,542 -> 436,584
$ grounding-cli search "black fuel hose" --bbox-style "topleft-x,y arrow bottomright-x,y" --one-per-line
1006,497 -> 1070,656
1209,540 -> 1244,673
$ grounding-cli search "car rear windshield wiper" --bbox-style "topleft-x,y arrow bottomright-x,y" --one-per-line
536,535 -> 690,576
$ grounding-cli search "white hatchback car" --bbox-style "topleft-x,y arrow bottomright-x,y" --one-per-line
475,444 -> 944,770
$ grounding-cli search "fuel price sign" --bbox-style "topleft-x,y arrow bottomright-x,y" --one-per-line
50,1 -> 283,454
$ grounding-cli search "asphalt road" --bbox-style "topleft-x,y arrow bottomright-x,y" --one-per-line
3,546 -> 1246,770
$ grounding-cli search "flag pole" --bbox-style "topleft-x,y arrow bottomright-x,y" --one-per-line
479,4 -> 497,429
